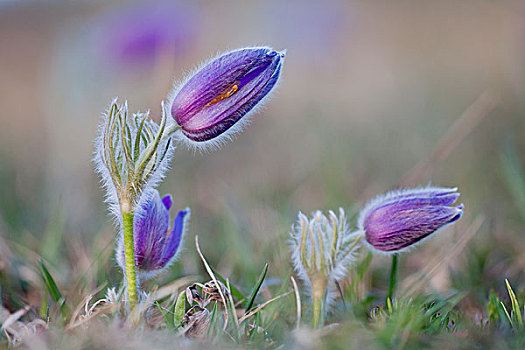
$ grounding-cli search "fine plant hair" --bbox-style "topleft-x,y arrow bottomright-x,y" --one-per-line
289,208 -> 362,311
357,186 -> 463,255
166,46 -> 285,153
90,46 -> 285,313
93,99 -> 175,226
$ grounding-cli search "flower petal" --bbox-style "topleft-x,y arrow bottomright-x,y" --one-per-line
134,190 -> 170,270
157,208 -> 190,268
365,204 -> 463,252
161,194 -> 173,210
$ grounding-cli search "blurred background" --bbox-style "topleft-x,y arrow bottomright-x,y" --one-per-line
0,0 -> 524,318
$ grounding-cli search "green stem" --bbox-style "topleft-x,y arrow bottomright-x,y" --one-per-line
122,211 -> 138,309
312,295 -> 323,329
387,254 -> 398,303
311,287 -> 327,329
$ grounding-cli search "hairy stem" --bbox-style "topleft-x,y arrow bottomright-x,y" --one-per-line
312,293 -> 327,329
312,296 -> 322,329
122,210 -> 138,309
387,254 -> 398,303
311,278 -> 326,329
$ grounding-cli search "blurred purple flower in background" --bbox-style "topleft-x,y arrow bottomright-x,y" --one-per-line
117,190 -> 190,278
358,187 -> 464,253
169,47 -> 285,146
261,0 -> 353,63
95,0 -> 197,66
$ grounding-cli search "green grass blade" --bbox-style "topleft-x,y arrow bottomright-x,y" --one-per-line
226,280 -> 239,339
173,291 -> 186,328
501,301 -> 514,329
425,292 -> 465,318
261,272 -> 291,329
39,260 -> 69,317
206,302 -> 218,339
496,300 -> 511,328
245,263 -> 269,314
39,289 -> 49,319
505,279 -> 523,328
487,291 -> 501,323
210,266 -> 246,305
155,301 -> 171,328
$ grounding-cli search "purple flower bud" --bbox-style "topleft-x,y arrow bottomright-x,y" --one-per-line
117,190 -> 190,278
358,187 -> 464,253
169,47 -> 285,145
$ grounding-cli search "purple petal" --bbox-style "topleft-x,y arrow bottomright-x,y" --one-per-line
364,187 -> 459,216
161,194 -> 173,210
365,205 -> 463,252
384,190 -> 459,206
133,190 -> 170,270
363,193 -> 460,228
157,208 -> 189,269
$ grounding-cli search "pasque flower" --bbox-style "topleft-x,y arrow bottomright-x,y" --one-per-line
95,99 -> 175,307
117,190 -> 190,278
94,47 -> 284,311
289,209 -> 361,327
358,186 -> 463,253
169,47 -> 285,146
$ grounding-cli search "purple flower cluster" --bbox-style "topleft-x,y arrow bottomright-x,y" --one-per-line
358,187 -> 463,253
97,46 -> 285,289
117,190 -> 190,278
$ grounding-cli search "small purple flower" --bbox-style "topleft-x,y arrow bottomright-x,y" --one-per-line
117,190 -> 190,278
95,0 -> 197,67
358,186 -> 464,253
169,47 -> 285,146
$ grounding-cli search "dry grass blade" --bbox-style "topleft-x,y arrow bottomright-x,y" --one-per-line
67,283 -> 108,329
150,275 -> 200,303
238,292 -> 292,324
66,303 -> 119,330
194,235 -> 229,330
0,306 -> 30,332
401,216 -> 485,296
0,305 -> 47,346
290,276 -> 301,328
401,89 -> 500,186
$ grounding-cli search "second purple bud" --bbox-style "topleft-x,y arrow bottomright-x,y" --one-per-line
358,186 -> 464,253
